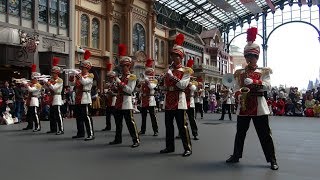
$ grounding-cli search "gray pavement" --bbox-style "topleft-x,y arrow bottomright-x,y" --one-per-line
0,112 -> 320,180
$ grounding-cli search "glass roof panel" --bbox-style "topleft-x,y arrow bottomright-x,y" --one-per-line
156,0 -> 284,30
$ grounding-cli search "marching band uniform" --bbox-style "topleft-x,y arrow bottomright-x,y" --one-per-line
177,59 -> 199,140
70,50 -> 95,141
195,80 -> 205,119
226,27 -> 278,170
160,34 -> 192,157
45,57 -> 64,135
219,87 -> 233,121
102,63 -> 117,131
109,44 -> 140,148
138,58 -> 159,136
22,64 -> 42,132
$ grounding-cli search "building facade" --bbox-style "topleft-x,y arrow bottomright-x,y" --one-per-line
0,0 -> 74,83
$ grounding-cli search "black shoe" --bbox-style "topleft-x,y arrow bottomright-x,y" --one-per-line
33,128 -> 41,132
153,132 -> 158,136
175,135 -> 181,139
84,136 -> 95,141
131,142 -> 140,148
46,131 -> 56,134
226,155 -> 239,163
56,131 -> 64,135
101,127 -> 111,131
219,119 -> 224,121
72,135 -> 85,139
201,117 -> 203,119
182,150 -> 192,157
193,136 -> 199,140
270,160 -> 279,170
138,131 -> 145,135
22,127 -> 32,130
160,148 -> 174,154
109,140 -> 122,145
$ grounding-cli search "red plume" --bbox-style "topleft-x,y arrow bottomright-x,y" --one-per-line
31,64 -> 37,73
175,33 -> 184,46
118,44 -> 127,56
52,57 -> 60,66
84,50 -> 91,60
106,63 -> 112,72
247,27 -> 258,42
145,58 -> 153,68
187,59 -> 194,68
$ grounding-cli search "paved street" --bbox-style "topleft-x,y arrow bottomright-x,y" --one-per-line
1,112 -> 320,180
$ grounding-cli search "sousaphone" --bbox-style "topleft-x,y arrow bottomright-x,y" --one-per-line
222,73 -> 235,88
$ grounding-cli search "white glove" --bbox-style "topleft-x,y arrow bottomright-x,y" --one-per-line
43,78 -> 48,83
144,76 -> 149,81
115,77 -> 121,83
244,78 -> 253,85
167,69 -> 173,77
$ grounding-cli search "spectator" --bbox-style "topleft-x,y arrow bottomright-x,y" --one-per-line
13,83 -> 24,122
305,94 -> 315,117
313,100 -> 320,117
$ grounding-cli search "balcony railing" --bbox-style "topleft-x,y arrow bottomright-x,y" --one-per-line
193,64 -> 219,72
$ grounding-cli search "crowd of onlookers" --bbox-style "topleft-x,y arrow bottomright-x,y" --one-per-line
1,79 -> 320,125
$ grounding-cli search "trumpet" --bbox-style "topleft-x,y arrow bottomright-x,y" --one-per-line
33,74 -> 51,79
63,69 -> 81,75
239,87 -> 250,111
12,77 -> 30,84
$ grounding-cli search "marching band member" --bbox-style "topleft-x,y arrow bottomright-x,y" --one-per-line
138,58 -> 159,136
226,27 -> 278,170
177,59 -> 199,140
22,64 -> 42,132
44,57 -> 64,135
109,44 -> 140,148
160,34 -> 192,157
102,63 -> 117,131
70,50 -> 95,141
195,78 -> 205,119
219,86 -> 233,121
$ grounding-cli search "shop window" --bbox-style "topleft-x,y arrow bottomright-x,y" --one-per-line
92,18 -> 99,49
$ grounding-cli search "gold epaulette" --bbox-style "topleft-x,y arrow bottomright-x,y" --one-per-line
260,67 -> 273,75
150,79 -> 158,84
56,78 -> 63,83
35,83 -> 42,89
184,67 -> 194,74
192,81 -> 198,86
88,73 -> 94,79
234,69 -> 243,79
128,74 -> 137,81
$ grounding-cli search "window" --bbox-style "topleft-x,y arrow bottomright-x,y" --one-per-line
132,23 -> 145,53
112,24 -> 120,54
81,14 -> 89,46
154,39 -> 159,63
39,0 -> 68,27
59,0 -> 67,28
0,0 -> 5,13
9,0 -> 20,16
92,18 -> 99,49
39,0 -> 48,23
21,0 -> 32,19
160,41 -> 164,63
49,0 -> 58,25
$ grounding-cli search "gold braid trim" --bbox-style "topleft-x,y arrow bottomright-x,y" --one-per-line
128,74 -> 137,81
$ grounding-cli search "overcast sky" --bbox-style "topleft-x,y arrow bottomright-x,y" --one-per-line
231,21 -> 320,90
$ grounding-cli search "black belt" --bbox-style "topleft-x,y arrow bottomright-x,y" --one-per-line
142,94 -> 154,97
249,92 -> 264,96
82,90 -> 91,93
118,93 -> 131,96
166,86 -> 184,92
